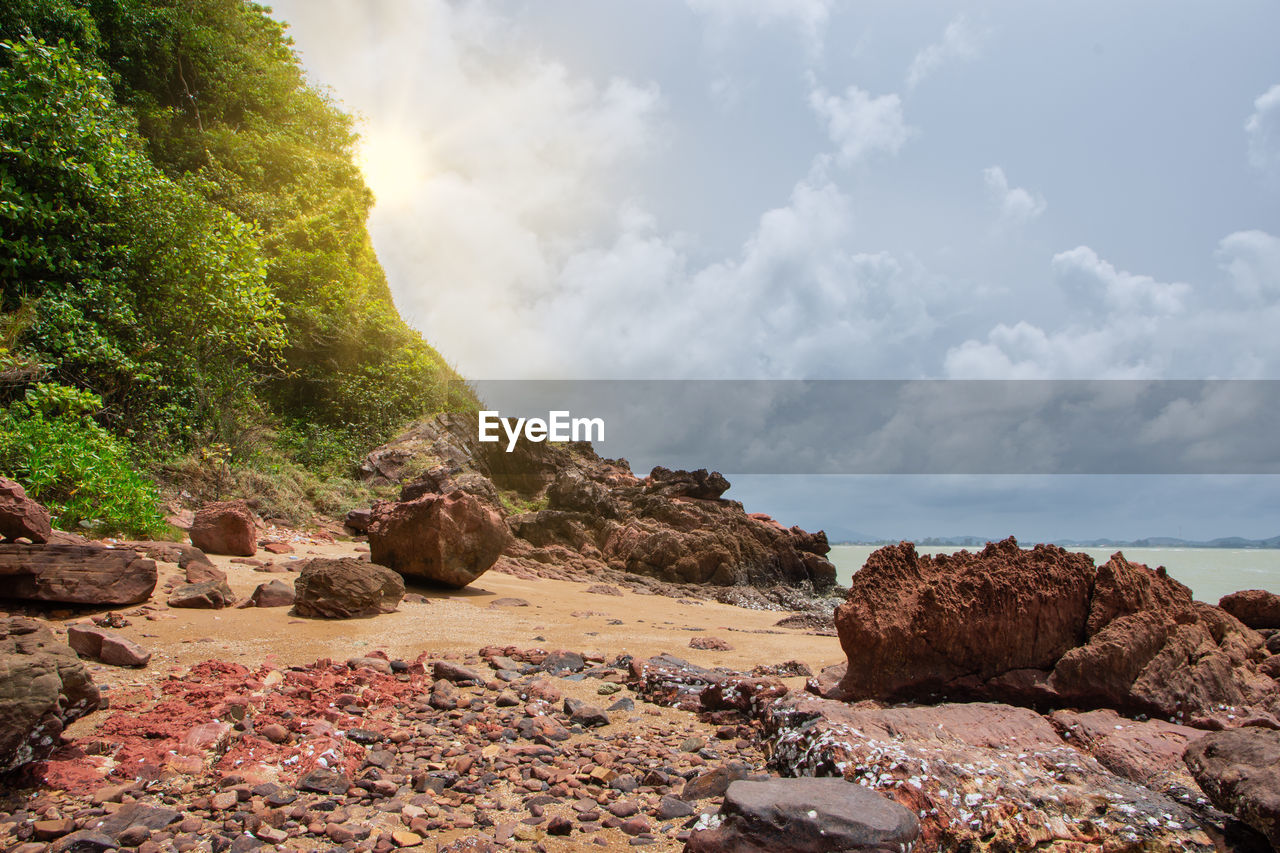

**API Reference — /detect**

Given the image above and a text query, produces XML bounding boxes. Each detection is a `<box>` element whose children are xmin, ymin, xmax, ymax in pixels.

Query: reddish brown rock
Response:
<box><xmin>1048</xmin><ymin>708</ymin><xmax>1202</xmax><ymax>790</ymax></box>
<box><xmin>1220</xmin><ymin>589</ymin><xmax>1280</xmax><ymax>630</ymax></box>
<box><xmin>368</xmin><ymin>491</ymin><xmax>511</xmax><ymax>588</ymax></box>
<box><xmin>834</xmin><ymin>538</ymin><xmax>1094</xmax><ymax>702</ymax></box>
<box><xmin>188</xmin><ymin>500</ymin><xmax>257</xmax><ymax>557</ymax></box>
<box><xmin>167</xmin><ymin>579</ymin><xmax>235</xmax><ymax>609</ymax></box>
<box><xmin>293</xmin><ymin>557</ymin><xmax>403</xmax><ymax>618</ymax></box>
<box><xmin>0</xmin><ymin>477</ymin><xmax>51</xmax><ymax>543</ymax></box>
<box><xmin>0</xmin><ymin>616</ymin><xmax>99</xmax><ymax>772</ymax></box>
<box><xmin>248</xmin><ymin>579</ymin><xmax>295</xmax><ymax>608</ymax></box>
<box><xmin>0</xmin><ymin>543</ymin><xmax>157</xmax><ymax>605</ymax></box>
<box><xmin>1184</xmin><ymin>727</ymin><xmax>1280</xmax><ymax>849</ymax></box>
<box><xmin>67</xmin><ymin>624</ymin><xmax>151</xmax><ymax>667</ymax></box>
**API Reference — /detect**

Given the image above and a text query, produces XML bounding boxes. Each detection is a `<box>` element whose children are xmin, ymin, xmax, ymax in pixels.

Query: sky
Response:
<box><xmin>269</xmin><ymin>0</ymin><xmax>1280</xmax><ymax>541</ymax></box>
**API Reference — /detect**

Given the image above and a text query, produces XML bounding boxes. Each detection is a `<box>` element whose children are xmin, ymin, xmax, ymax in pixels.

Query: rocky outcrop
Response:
<box><xmin>833</xmin><ymin>539</ymin><xmax>1279</xmax><ymax>725</ymax></box>
<box><xmin>293</xmin><ymin>558</ymin><xmax>404</xmax><ymax>618</ymax></box>
<box><xmin>685</xmin><ymin>777</ymin><xmax>920</xmax><ymax>853</ymax></box>
<box><xmin>765</xmin><ymin>694</ymin><xmax>1216</xmax><ymax>853</ymax></box>
<box><xmin>368</xmin><ymin>491</ymin><xmax>511</xmax><ymax>588</ymax></box>
<box><xmin>188</xmin><ymin>500</ymin><xmax>257</xmax><ymax>557</ymax></box>
<box><xmin>0</xmin><ymin>477</ymin><xmax>51</xmax><ymax>543</ymax></box>
<box><xmin>121</xmin><ymin>541</ymin><xmax>218</xmax><ymax>580</ymax></box>
<box><xmin>1047</xmin><ymin>708</ymin><xmax>1203</xmax><ymax>791</ymax></box>
<box><xmin>0</xmin><ymin>617</ymin><xmax>99</xmax><ymax>773</ymax></box>
<box><xmin>0</xmin><ymin>544</ymin><xmax>157</xmax><ymax>605</ymax></box>
<box><xmin>1221</xmin><ymin>589</ymin><xmax>1280</xmax><ymax>630</ymax></box>
<box><xmin>357</xmin><ymin>413</ymin><xmax>837</xmax><ymax>595</ymax></box>
<box><xmin>1184</xmin><ymin>728</ymin><xmax>1280</xmax><ymax>850</ymax></box>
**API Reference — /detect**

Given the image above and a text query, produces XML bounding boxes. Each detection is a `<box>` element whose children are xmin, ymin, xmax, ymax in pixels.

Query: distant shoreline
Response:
<box><xmin>833</xmin><ymin>537</ymin><xmax>1280</xmax><ymax>549</ymax></box>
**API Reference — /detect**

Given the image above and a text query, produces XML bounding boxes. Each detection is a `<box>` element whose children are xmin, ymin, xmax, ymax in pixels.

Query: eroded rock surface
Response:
<box><xmin>188</xmin><ymin>500</ymin><xmax>257</xmax><ymax>557</ymax></box>
<box><xmin>0</xmin><ymin>477</ymin><xmax>51</xmax><ymax>544</ymax></box>
<box><xmin>368</xmin><ymin>491</ymin><xmax>510</xmax><ymax>589</ymax></box>
<box><xmin>293</xmin><ymin>558</ymin><xmax>403</xmax><ymax>618</ymax></box>
<box><xmin>1184</xmin><ymin>728</ymin><xmax>1280</xmax><ymax>850</ymax></box>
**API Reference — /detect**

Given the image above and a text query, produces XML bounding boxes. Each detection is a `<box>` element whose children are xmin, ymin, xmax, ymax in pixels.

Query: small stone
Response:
<box><xmin>210</xmin><ymin>791</ymin><xmax>238</xmax><ymax>810</ymax></box>
<box><xmin>391</xmin><ymin>829</ymin><xmax>422</xmax><ymax>847</ymax></box>
<box><xmin>620</xmin><ymin>816</ymin><xmax>651</xmax><ymax>836</ymax></box>
<box><xmin>258</xmin><ymin>722</ymin><xmax>290</xmax><ymax>744</ymax></box>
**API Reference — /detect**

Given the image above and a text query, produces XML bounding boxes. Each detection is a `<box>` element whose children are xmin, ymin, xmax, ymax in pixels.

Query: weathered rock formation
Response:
<box><xmin>356</xmin><ymin>413</ymin><xmax>837</xmax><ymax>594</ymax></box>
<box><xmin>66</xmin><ymin>624</ymin><xmax>151</xmax><ymax>667</ymax></box>
<box><xmin>1184</xmin><ymin>728</ymin><xmax>1280</xmax><ymax>850</ymax></box>
<box><xmin>368</xmin><ymin>491</ymin><xmax>511</xmax><ymax>588</ymax></box>
<box><xmin>684</xmin><ymin>777</ymin><xmax>920</xmax><ymax>852</ymax></box>
<box><xmin>293</xmin><ymin>558</ymin><xmax>403</xmax><ymax>619</ymax></box>
<box><xmin>0</xmin><ymin>477</ymin><xmax>51</xmax><ymax>543</ymax></box>
<box><xmin>0</xmin><ymin>617</ymin><xmax>99</xmax><ymax>773</ymax></box>
<box><xmin>167</xmin><ymin>579</ymin><xmax>236</xmax><ymax>609</ymax></box>
<box><xmin>1221</xmin><ymin>589</ymin><xmax>1280</xmax><ymax>630</ymax></box>
<box><xmin>0</xmin><ymin>544</ymin><xmax>157</xmax><ymax>605</ymax></box>
<box><xmin>188</xmin><ymin>500</ymin><xmax>257</xmax><ymax>557</ymax></box>
<box><xmin>833</xmin><ymin>539</ymin><xmax>1279</xmax><ymax>726</ymax></box>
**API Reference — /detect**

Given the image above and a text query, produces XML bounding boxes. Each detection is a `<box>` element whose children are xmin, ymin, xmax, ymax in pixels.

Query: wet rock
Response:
<box><xmin>0</xmin><ymin>477</ymin><xmax>51</xmax><ymax>543</ymax></box>
<box><xmin>167</xmin><ymin>579</ymin><xmax>236</xmax><ymax>609</ymax></box>
<box><xmin>293</xmin><ymin>557</ymin><xmax>403</xmax><ymax>618</ymax></box>
<box><xmin>0</xmin><ymin>543</ymin><xmax>157</xmax><ymax>605</ymax></box>
<box><xmin>67</xmin><ymin>624</ymin><xmax>151</xmax><ymax>667</ymax></box>
<box><xmin>368</xmin><ymin>490</ymin><xmax>511</xmax><ymax>588</ymax></box>
<box><xmin>189</xmin><ymin>500</ymin><xmax>258</xmax><ymax>557</ymax></box>
<box><xmin>0</xmin><ymin>616</ymin><xmax>99</xmax><ymax>772</ymax></box>
<box><xmin>1220</xmin><ymin>589</ymin><xmax>1280</xmax><ymax>630</ymax></box>
<box><xmin>1184</xmin><ymin>727</ymin><xmax>1280</xmax><ymax>849</ymax></box>
<box><xmin>685</xmin><ymin>777</ymin><xmax>920</xmax><ymax>853</ymax></box>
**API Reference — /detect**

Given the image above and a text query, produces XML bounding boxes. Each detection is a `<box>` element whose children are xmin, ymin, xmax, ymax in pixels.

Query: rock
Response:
<box><xmin>657</xmin><ymin>794</ymin><xmax>695</xmax><ymax>820</ymax></box>
<box><xmin>0</xmin><ymin>543</ymin><xmax>157</xmax><ymax>605</ymax></box>
<box><xmin>1184</xmin><ymin>728</ymin><xmax>1280</xmax><ymax>849</ymax></box>
<box><xmin>263</xmin><ymin>541</ymin><xmax>293</xmax><ymax>554</ymax></box>
<box><xmin>681</xmin><ymin>762</ymin><xmax>750</xmax><ymax>801</ymax></box>
<box><xmin>689</xmin><ymin>636</ymin><xmax>732</xmax><ymax>651</ymax></box>
<box><xmin>629</xmin><ymin>653</ymin><xmax>728</xmax><ymax>711</ymax></box>
<box><xmin>86</xmin><ymin>803</ymin><xmax>181</xmax><ymax>840</ymax></box>
<box><xmin>167</xmin><ymin>579</ymin><xmax>236</xmax><ymax>609</ymax></box>
<box><xmin>765</xmin><ymin>695</ymin><xmax>1215</xmax><ymax>852</ymax></box>
<box><xmin>546</xmin><ymin>815</ymin><xmax>573</xmax><ymax>835</ymax></box>
<box><xmin>189</xmin><ymin>499</ymin><xmax>257</xmax><ymax>556</ymax></box>
<box><xmin>643</xmin><ymin>467</ymin><xmax>730</xmax><ymax>500</ymax></box>
<box><xmin>564</xmin><ymin>697</ymin><xmax>609</xmax><ymax>727</ymax></box>
<box><xmin>433</xmin><ymin>660</ymin><xmax>483</xmax><ymax>684</ymax></box>
<box><xmin>120</xmin><ymin>540</ymin><xmax>218</xmax><ymax>577</ymax></box>
<box><xmin>1220</xmin><ymin>589</ymin><xmax>1280</xmax><ymax>630</ymax></box>
<box><xmin>249</xmin><ymin>579</ymin><xmax>295</xmax><ymax>608</ymax></box>
<box><xmin>542</xmin><ymin>649</ymin><xmax>585</xmax><ymax>674</ymax></box>
<box><xmin>344</xmin><ymin>507</ymin><xmax>373</xmax><ymax>533</ymax></box>
<box><xmin>0</xmin><ymin>616</ymin><xmax>99</xmax><ymax>772</ymax></box>
<box><xmin>0</xmin><ymin>477</ymin><xmax>51</xmax><ymax>543</ymax></box>
<box><xmin>1048</xmin><ymin>708</ymin><xmax>1202</xmax><ymax>790</ymax></box>
<box><xmin>685</xmin><ymin>777</ymin><xmax>920</xmax><ymax>853</ymax></box>
<box><xmin>834</xmin><ymin>539</ymin><xmax>1280</xmax><ymax>724</ymax></box>
<box><xmin>67</xmin><ymin>624</ymin><xmax>151</xmax><ymax>667</ymax></box>
<box><xmin>49</xmin><ymin>831</ymin><xmax>117</xmax><ymax>852</ymax></box>
<box><xmin>293</xmin><ymin>557</ymin><xmax>403</xmax><ymax>618</ymax></box>
<box><xmin>298</xmin><ymin>767</ymin><xmax>351</xmax><ymax>794</ymax></box>
<box><xmin>369</xmin><ymin>490</ymin><xmax>511</xmax><ymax>588</ymax></box>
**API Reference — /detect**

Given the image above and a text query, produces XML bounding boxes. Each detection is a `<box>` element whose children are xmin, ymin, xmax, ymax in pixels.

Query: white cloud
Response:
<box><xmin>1246</xmin><ymin>83</ymin><xmax>1280</xmax><ymax>172</ymax></box>
<box><xmin>1051</xmin><ymin>246</ymin><xmax>1188</xmax><ymax>317</ymax></box>
<box><xmin>809</xmin><ymin>86</ymin><xmax>912</xmax><ymax>167</ymax></box>
<box><xmin>1217</xmin><ymin>230</ymin><xmax>1280</xmax><ymax>302</ymax></box>
<box><xmin>983</xmin><ymin>166</ymin><xmax>1046</xmax><ymax>228</ymax></box>
<box><xmin>906</xmin><ymin>15</ymin><xmax>984</xmax><ymax>90</ymax></box>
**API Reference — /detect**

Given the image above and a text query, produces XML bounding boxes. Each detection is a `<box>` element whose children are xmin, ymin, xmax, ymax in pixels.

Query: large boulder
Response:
<box><xmin>0</xmin><ymin>477</ymin><xmax>51</xmax><ymax>543</ymax></box>
<box><xmin>0</xmin><ymin>544</ymin><xmax>157</xmax><ymax>605</ymax></box>
<box><xmin>368</xmin><ymin>491</ymin><xmax>511</xmax><ymax>588</ymax></box>
<box><xmin>188</xmin><ymin>500</ymin><xmax>257</xmax><ymax>557</ymax></box>
<box><xmin>1220</xmin><ymin>589</ymin><xmax>1280</xmax><ymax>630</ymax></box>
<box><xmin>833</xmin><ymin>539</ymin><xmax>1279</xmax><ymax>725</ymax></box>
<box><xmin>293</xmin><ymin>557</ymin><xmax>404</xmax><ymax>618</ymax></box>
<box><xmin>685</xmin><ymin>777</ymin><xmax>919</xmax><ymax>853</ymax></box>
<box><xmin>167</xmin><ymin>579</ymin><xmax>235</xmax><ymax>609</ymax></box>
<box><xmin>1184</xmin><ymin>728</ymin><xmax>1280</xmax><ymax>850</ymax></box>
<box><xmin>0</xmin><ymin>616</ymin><xmax>100</xmax><ymax>773</ymax></box>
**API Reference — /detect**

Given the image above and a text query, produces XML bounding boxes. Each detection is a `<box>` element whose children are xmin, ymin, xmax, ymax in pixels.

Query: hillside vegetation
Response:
<box><xmin>0</xmin><ymin>0</ymin><xmax>473</xmax><ymax>535</ymax></box>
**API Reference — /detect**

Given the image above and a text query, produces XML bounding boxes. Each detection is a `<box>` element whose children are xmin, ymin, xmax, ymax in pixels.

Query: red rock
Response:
<box><xmin>263</xmin><ymin>542</ymin><xmax>294</xmax><ymax>554</ymax></box>
<box><xmin>293</xmin><ymin>558</ymin><xmax>403</xmax><ymax>619</ymax></box>
<box><xmin>67</xmin><ymin>624</ymin><xmax>152</xmax><ymax>667</ymax></box>
<box><xmin>167</xmin><ymin>579</ymin><xmax>236</xmax><ymax>609</ymax></box>
<box><xmin>1048</xmin><ymin>708</ymin><xmax>1202</xmax><ymax>790</ymax></box>
<box><xmin>1184</xmin><ymin>727</ymin><xmax>1280</xmax><ymax>850</ymax></box>
<box><xmin>689</xmin><ymin>636</ymin><xmax>732</xmax><ymax>651</ymax></box>
<box><xmin>189</xmin><ymin>500</ymin><xmax>257</xmax><ymax>557</ymax></box>
<box><xmin>0</xmin><ymin>477</ymin><xmax>51</xmax><ymax>543</ymax></box>
<box><xmin>248</xmin><ymin>579</ymin><xmax>295</xmax><ymax>608</ymax></box>
<box><xmin>0</xmin><ymin>543</ymin><xmax>157</xmax><ymax>605</ymax></box>
<box><xmin>368</xmin><ymin>491</ymin><xmax>511</xmax><ymax>588</ymax></box>
<box><xmin>1219</xmin><ymin>589</ymin><xmax>1280</xmax><ymax>629</ymax></box>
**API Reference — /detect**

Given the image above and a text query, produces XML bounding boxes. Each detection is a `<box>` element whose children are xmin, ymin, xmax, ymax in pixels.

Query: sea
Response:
<box><xmin>828</xmin><ymin>544</ymin><xmax>1280</xmax><ymax>605</ymax></box>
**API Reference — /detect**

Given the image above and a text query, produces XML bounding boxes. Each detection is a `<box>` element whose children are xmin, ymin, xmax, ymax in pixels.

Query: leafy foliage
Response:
<box><xmin>0</xmin><ymin>0</ymin><xmax>474</xmax><ymax>526</ymax></box>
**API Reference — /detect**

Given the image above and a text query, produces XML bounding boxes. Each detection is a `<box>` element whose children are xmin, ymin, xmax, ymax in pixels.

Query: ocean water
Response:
<box><xmin>828</xmin><ymin>544</ymin><xmax>1280</xmax><ymax>605</ymax></box>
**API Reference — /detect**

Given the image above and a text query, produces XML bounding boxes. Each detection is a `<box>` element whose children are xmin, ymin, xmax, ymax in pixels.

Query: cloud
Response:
<box><xmin>1246</xmin><ymin>83</ymin><xmax>1280</xmax><ymax>172</ymax></box>
<box><xmin>906</xmin><ymin>15</ymin><xmax>984</xmax><ymax>90</ymax></box>
<box><xmin>1051</xmin><ymin>246</ymin><xmax>1188</xmax><ymax>317</ymax></box>
<box><xmin>809</xmin><ymin>86</ymin><xmax>912</xmax><ymax>167</ymax></box>
<box><xmin>1217</xmin><ymin>230</ymin><xmax>1280</xmax><ymax>302</ymax></box>
<box><xmin>686</xmin><ymin>0</ymin><xmax>833</xmax><ymax>53</ymax></box>
<box><xmin>983</xmin><ymin>166</ymin><xmax>1046</xmax><ymax>228</ymax></box>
